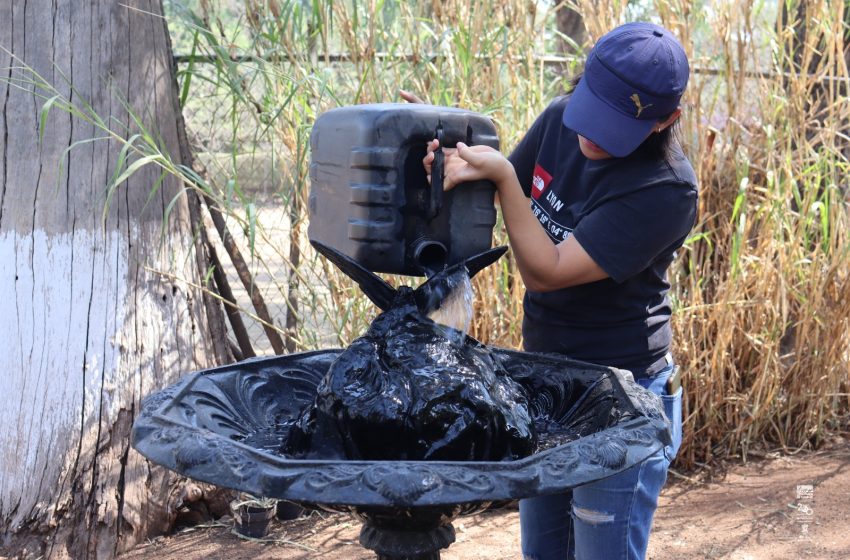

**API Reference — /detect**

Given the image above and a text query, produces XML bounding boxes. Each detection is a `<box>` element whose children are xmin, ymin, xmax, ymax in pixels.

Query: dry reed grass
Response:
<box><xmin>666</xmin><ymin>1</ymin><xmax>850</xmax><ymax>466</ymax></box>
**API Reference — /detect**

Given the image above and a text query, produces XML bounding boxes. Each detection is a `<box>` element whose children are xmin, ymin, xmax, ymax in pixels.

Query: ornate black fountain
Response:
<box><xmin>132</xmin><ymin>243</ymin><xmax>670</xmax><ymax>560</ymax></box>
<box><xmin>132</xmin><ymin>104</ymin><xmax>671</xmax><ymax>559</ymax></box>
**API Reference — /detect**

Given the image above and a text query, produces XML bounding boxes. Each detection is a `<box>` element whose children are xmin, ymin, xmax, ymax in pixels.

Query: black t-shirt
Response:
<box><xmin>507</xmin><ymin>96</ymin><xmax>698</xmax><ymax>378</ymax></box>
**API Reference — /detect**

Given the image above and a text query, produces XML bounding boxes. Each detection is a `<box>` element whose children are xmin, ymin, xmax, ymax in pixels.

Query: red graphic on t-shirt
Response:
<box><xmin>531</xmin><ymin>163</ymin><xmax>552</xmax><ymax>200</ymax></box>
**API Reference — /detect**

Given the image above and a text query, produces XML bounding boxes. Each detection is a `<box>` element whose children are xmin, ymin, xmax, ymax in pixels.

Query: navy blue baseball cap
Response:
<box><xmin>562</xmin><ymin>22</ymin><xmax>689</xmax><ymax>157</ymax></box>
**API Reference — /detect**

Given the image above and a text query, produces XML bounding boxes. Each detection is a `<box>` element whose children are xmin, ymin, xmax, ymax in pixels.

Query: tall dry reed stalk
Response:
<box><xmin>166</xmin><ymin>0</ymin><xmax>849</xmax><ymax>468</ymax></box>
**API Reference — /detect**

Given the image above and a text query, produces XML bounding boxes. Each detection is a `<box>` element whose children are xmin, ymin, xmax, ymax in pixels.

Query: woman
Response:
<box><xmin>406</xmin><ymin>21</ymin><xmax>696</xmax><ymax>560</ymax></box>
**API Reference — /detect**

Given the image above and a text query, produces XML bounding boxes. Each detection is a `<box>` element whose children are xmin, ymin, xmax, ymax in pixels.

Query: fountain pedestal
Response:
<box><xmin>131</xmin><ymin>348</ymin><xmax>670</xmax><ymax>559</ymax></box>
<box><xmin>358</xmin><ymin>506</ymin><xmax>459</xmax><ymax>560</ymax></box>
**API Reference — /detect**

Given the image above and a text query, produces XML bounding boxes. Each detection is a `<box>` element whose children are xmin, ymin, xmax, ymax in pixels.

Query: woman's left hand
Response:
<box><xmin>424</xmin><ymin>141</ymin><xmax>513</xmax><ymax>191</ymax></box>
<box><xmin>399</xmin><ymin>89</ymin><xmax>426</xmax><ymax>104</ymax></box>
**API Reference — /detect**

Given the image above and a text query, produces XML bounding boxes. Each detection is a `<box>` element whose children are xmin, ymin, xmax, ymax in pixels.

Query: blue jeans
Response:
<box><xmin>519</xmin><ymin>364</ymin><xmax>683</xmax><ymax>560</ymax></box>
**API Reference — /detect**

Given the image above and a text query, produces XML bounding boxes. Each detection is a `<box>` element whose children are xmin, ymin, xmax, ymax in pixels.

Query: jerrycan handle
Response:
<box><xmin>427</xmin><ymin>125</ymin><xmax>445</xmax><ymax>220</ymax></box>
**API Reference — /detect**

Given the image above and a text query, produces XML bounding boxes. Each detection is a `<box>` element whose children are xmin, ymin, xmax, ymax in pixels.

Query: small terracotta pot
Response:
<box><xmin>231</xmin><ymin>500</ymin><xmax>275</xmax><ymax>538</ymax></box>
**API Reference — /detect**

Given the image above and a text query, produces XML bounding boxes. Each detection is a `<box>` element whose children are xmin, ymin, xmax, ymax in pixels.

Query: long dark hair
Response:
<box><xmin>566</xmin><ymin>74</ymin><xmax>681</xmax><ymax>161</ymax></box>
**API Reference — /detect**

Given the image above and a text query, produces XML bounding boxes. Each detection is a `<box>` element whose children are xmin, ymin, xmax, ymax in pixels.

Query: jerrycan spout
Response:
<box><xmin>411</xmin><ymin>238</ymin><xmax>448</xmax><ymax>277</ymax></box>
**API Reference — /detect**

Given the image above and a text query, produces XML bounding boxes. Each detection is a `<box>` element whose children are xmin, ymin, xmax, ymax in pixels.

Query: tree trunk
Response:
<box><xmin>0</xmin><ymin>1</ymin><xmax>229</xmax><ymax>557</ymax></box>
<box><xmin>554</xmin><ymin>3</ymin><xmax>587</xmax><ymax>80</ymax></box>
<box><xmin>778</xmin><ymin>1</ymin><xmax>850</xmax><ymax>154</ymax></box>
<box><xmin>555</xmin><ymin>4</ymin><xmax>587</xmax><ymax>56</ymax></box>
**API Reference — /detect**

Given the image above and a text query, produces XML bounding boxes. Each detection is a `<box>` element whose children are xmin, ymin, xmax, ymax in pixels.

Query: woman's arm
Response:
<box><xmin>426</xmin><ymin>141</ymin><xmax>608</xmax><ymax>291</ymax></box>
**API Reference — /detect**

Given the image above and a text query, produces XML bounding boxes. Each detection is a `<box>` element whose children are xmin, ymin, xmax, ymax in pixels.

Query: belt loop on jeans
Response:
<box><xmin>646</xmin><ymin>352</ymin><xmax>674</xmax><ymax>377</ymax></box>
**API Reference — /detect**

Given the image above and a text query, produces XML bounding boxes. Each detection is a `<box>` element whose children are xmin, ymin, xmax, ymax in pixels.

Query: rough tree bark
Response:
<box><xmin>0</xmin><ymin>0</ymin><xmax>229</xmax><ymax>557</ymax></box>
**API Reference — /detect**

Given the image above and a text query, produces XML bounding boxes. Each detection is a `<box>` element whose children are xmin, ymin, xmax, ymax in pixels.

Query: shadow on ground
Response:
<box><xmin>121</xmin><ymin>437</ymin><xmax>850</xmax><ymax>560</ymax></box>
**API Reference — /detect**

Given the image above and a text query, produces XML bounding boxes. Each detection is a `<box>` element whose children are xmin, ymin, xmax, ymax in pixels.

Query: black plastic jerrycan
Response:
<box><xmin>308</xmin><ymin>103</ymin><xmax>499</xmax><ymax>276</ymax></box>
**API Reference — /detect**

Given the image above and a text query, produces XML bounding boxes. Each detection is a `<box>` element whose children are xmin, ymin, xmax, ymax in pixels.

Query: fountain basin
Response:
<box><xmin>132</xmin><ymin>348</ymin><xmax>670</xmax><ymax>558</ymax></box>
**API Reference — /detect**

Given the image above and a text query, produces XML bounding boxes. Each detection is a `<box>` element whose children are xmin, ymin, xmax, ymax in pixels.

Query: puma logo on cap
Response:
<box><xmin>630</xmin><ymin>93</ymin><xmax>653</xmax><ymax>118</ymax></box>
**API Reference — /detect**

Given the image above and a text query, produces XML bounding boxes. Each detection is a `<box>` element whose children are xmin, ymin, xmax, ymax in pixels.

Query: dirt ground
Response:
<box><xmin>119</xmin><ymin>436</ymin><xmax>850</xmax><ymax>560</ymax></box>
